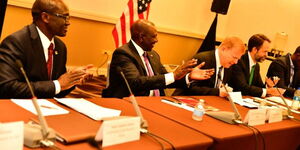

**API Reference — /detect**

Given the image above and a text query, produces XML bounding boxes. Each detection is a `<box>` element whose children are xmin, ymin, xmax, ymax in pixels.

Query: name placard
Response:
<box><xmin>267</xmin><ymin>108</ymin><xmax>283</xmax><ymax>123</ymax></box>
<box><xmin>95</xmin><ymin>116</ymin><xmax>140</xmax><ymax>147</ymax></box>
<box><xmin>244</xmin><ymin>109</ymin><xmax>266</xmax><ymax>126</ymax></box>
<box><xmin>0</xmin><ymin>121</ymin><xmax>24</xmax><ymax>150</ymax></box>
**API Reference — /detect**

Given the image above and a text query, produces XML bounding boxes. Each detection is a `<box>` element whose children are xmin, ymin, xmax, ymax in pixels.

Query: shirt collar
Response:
<box><xmin>36</xmin><ymin>26</ymin><xmax>55</xmax><ymax>50</ymax></box>
<box><xmin>248</xmin><ymin>51</ymin><xmax>256</xmax><ymax>68</ymax></box>
<box><xmin>131</xmin><ymin>39</ymin><xmax>145</xmax><ymax>57</ymax></box>
<box><xmin>288</xmin><ymin>53</ymin><xmax>294</xmax><ymax>69</ymax></box>
<box><xmin>215</xmin><ymin>48</ymin><xmax>222</xmax><ymax>69</ymax></box>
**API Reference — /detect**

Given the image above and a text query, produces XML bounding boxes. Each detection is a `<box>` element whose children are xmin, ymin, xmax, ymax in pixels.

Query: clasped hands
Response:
<box><xmin>173</xmin><ymin>59</ymin><xmax>214</xmax><ymax>80</ymax></box>
<box><xmin>58</xmin><ymin>64</ymin><xmax>94</xmax><ymax>90</ymax></box>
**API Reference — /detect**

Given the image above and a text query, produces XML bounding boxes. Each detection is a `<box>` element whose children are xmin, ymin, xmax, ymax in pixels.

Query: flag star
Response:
<box><xmin>145</xmin><ymin>3</ymin><xmax>148</xmax><ymax>7</ymax></box>
<box><xmin>139</xmin><ymin>5</ymin><xmax>142</xmax><ymax>10</ymax></box>
<box><xmin>142</xmin><ymin>0</ymin><xmax>145</xmax><ymax>4</ymax></box>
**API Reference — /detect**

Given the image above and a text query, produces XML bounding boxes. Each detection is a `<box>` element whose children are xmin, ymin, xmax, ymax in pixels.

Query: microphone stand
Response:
<box><xmin>205</xmin><ymin>81</ymin><xmax>243</xmax><ymax>124</ymax></box>
<box><xmin>119</xmin><ymin>71</ymin><xmax>148</xmax><ymax>131</ymax></box>
<box><xmin>16</xmin><ymin>60</ymin><xmax>56</xmax><ymax>148</ymax></box>
<box><xmin>271</xmin><ymin>80</ymin><xmax>300</xmax><ymax>122</ymax></box>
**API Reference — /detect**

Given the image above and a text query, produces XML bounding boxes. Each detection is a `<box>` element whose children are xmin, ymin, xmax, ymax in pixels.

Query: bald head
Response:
<box><xmin>219</xmin><ymin>36</ymin><xmax>246</xmax><ymax>68</ymax></box>
<box><xmin>32</xmin><ymin>0</ymin><xmax>68</xmax><ymax>22</ymax></box>
<box><xmin>130</xmin><ymin>19</ymin><xmax>158</xmax><ymax>51</ymax></box>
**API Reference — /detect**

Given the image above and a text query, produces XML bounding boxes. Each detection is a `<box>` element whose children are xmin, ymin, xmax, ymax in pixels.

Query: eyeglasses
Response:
<box><xmin>46</xmin><ymin>12</ymin><xmax>70</xmax><ymax>21</ymax></box>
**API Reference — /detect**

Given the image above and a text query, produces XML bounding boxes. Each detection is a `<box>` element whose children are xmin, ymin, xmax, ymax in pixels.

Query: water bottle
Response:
<box><xmin>192</xmin><ymin>101</ymin><xmax>205</xmax><ymax>121</ymax></box>
<box><xmin>291</xmin><ymin>88</ymin><xmax>300</xmax><ymax>110</ymax></box>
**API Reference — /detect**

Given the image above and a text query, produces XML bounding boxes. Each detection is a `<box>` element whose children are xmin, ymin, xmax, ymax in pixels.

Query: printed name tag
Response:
<box><xmin>95</xmin><ymin>116</ymin><xmax>140</xmax><ymax>147</ymax></box>
<box><xmin>267</xmin><ymin>108</ymin><xmax>283</xmax><ymax>123</ymax></box>
<box><xmin>0</xmin><ymin>121</ymin><xmax>24</xmax><ymax>150</ymax></box>
<box><xmin>244</xmin><ymin>109</ymin><xmax>266</xmax><ymax>126</ymax></box>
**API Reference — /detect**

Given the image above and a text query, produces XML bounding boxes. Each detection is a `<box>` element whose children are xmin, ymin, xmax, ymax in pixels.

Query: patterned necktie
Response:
<box><xmin>143</xmin><ymin>52</ymin><xmax>160</xmax><ymax>96</ymax></box>
<box><xmin>215</xmin><ymin>66</ymin><xmax>223</xmax><ymax>88</ymax></box>
<box><xmin>289</xmin><ymin>65</ymin><xmax>294</xmax><ymax>88</ymax></box>
<box><xmin>47</xmin><ymin>43</ymin><xmax>54</xmax><ymax>79</ymax></box>
<box><xmin>249</xmin><ymin>64</ymin><xmax>256</xmax><ymax>85</ymax></box>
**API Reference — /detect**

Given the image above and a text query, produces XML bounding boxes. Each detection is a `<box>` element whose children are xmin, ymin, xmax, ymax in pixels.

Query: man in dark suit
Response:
<box><xmin>267</xmin><ymin>46</ymin><xmax>300</xmax><ymax>98</ymax></box>
<box><xmin>102</xmin><ymin>19</ymin><xmax>214</xmax><ymax>98</ymax></box>
<box><xmin>230</xmin><ymin>34</ymin><xmax>284</xmax><ymax>97</ymax></box>
<box><xmin>173</xmin><ymin>36</ymin><xmax>246</xmax><ymax>97</ymax></box>
<box><xmin>0</xmin><ymin>0</ymin><xmax>91</xmax><ymax>98</ymax></box>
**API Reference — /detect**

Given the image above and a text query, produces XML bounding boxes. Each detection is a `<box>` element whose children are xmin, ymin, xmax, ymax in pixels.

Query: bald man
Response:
<box><xmin>173</xmin><ymin>36</ymin><xmax>246</xmax><ymax>97</ymax></box>
<box><xmin>0</xmin><ymin>0</ymin><xmax>91</xmax><ymax>98</ymax></box>
<box><xmin>102</xmin><ymin>19</ymin><xmax>214</xmax><ymax>98</ymax></box>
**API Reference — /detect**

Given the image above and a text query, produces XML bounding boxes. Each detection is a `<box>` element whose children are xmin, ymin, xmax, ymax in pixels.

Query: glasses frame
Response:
<box><xmin>45</xmin><ymin>12</ymin><xmax>70</xmax><ymax>21</ymax></box>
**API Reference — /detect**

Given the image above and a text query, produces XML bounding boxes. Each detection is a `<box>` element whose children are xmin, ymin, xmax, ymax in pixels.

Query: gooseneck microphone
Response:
<box><xmin>15</xmin><ymin>60</ymin><xmax>56</xmax><ymax>148</ymax></box>
<box><xmin>205</xmin><ymin>79</ymin><xmax>242</xmax><ymax>124</ymax></box>
<box><xmin>117</xmin><ymin>67</ymin><xmax>148</xmax><ymax>130</ymax></box>
<box><xmin>271</xmin><ymin>80</ymin><xmax>300</xmax><ymax>122</ymax></box>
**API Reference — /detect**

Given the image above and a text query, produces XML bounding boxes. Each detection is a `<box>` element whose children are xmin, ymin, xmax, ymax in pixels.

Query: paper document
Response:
<box><xmin>11</xmin><ymin>99</ymin><xmax>69</xmax><ymax>116</ymax></box>
<box><xmin>229</xmin><ymin>92</ymin><xmax>259</xmax><ymax>108</ymax></box>
<box><xmin>161</xmin><ymin>99</ymin><xmax>194</xmax><ymax>112</ymax></box>
<box><xmin>266</xmin><ymin>96</ymin><xmax>293</xmax><ymax>106</ymax></box>
<box><xmin>55</xmin><ymin>98</ymin><xmax>121</xmax><ymax>120</ymax></box>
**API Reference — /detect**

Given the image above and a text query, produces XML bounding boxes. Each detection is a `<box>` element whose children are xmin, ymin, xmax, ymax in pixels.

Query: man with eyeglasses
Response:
<box><xmin>0</xmin><ymin>0</ymin><xmax>92</xmax><ymax>98</ymax></box>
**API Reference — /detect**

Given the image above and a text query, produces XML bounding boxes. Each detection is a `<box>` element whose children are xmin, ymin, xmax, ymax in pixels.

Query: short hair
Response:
<box><xmin>130</xmin><ymin>19</ymin><xmax>155</xmax><ymax>40</ymax></box>
<box><xmin>31</xmin><ymin>0</ymin><xmax>61</xmax><ymax>22</ymax></box>
<box><xmin>248</xmin><ymin>34</ymin><xmax>271</xmax><ymax>52</ymax></box>
<box><xmin>294</xmin><ymin>46</ymin><xmax>300</xmax><ymax>55</ymax></box>
<box><xmin>219</xmin><ymin>36</ymin><xmax>245</xmax><ymax>51</ymax></box>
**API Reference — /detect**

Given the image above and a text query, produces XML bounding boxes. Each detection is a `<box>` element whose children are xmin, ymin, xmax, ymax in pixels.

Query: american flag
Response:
<box><xmin>112</xmin><ymin>0</ymin><xmax>152</xmax><ymax>48</ymax></box>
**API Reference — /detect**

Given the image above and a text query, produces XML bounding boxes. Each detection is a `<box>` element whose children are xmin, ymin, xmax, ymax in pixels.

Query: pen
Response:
<box><xmin>40</xmin><ymin>105</ymin><xmax>58</xmax><ymax>110</ymax></box>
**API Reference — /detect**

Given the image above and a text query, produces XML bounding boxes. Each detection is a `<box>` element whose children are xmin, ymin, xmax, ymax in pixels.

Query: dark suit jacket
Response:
<box><xmin>102</xmin><ymin>41</ymin><xmax>186</xmax><ymax>98</ymax></box>
<box><xmin>267</xmin><ymin>54</ymin><xmax>299</xmax><ymax>98</ymax></box>
<box><xmin>173</xmin><ymin>50</ymin><xmax>232</xmax><ymax>96</ymax></box>
<box><xmin>230</xmin><ymin>52</ymin><xmax>265</xmax><ymax>97</ymax></box>
<box><xmin>0</xmin><ymin>23</ymin><xmax>70</xmax><ymax>98</ymax></box>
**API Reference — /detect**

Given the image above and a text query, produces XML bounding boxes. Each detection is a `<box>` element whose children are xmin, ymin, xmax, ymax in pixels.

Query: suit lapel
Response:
<box><xmin>128</xmin><ymin>41</ymin><xmax>147</xmax><ymax>75</ymax></box>
<box><xmin>147</xmin><ymin>51</ymin><xmax>160</xmax><ymax>75</ymax></box>
<box><xmin>29</xmin><ymin>24</ymin><xmax>48</xmax><ymax>80</ymax></box>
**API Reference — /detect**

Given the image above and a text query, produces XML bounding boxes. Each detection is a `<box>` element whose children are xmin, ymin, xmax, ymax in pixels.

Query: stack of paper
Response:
<box><xmin>55</xmin><ymin>98</ymin><xmax>121</xmax><ymax>120</ymax></box>
<box><xmin>11</xmin><ymin>99</ymin><xmax>69</xmax><ymax>116</ymax></box>
<box><xmin>265</xmin><ymin>96</ymin><xmax>293</xmax><ymax>107</ymax></box>
<box><xmin>229</xmin><ymin>92</ymin><xmax>259</xmax><ymax>108</ymax></box>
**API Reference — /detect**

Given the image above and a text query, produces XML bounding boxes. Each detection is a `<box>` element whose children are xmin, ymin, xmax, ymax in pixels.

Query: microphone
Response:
<box><xmin>15</xmin><ymin>60</ymin><xmax>56</xmax><ymax>148</ymax></box>
<box><xmin>117</xmin><ymin>67</ymin><xmax>148</xmax><ymax>131</ymax></box>
<box><xmin>271</xmin><ymin>79</ymin><xmax>299</xmax><ymax>121</ymax></box>
<box><xmin>205</xmin><ymin>79</ymin><xmax>243</xmax><ymax>124</ymax></box>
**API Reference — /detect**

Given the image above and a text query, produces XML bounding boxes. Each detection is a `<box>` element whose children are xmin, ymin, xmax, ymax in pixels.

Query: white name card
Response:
<box><xmin>267</xmin><ymin>108</ymin><xmax>283</xmax><ymax>123</ymax></box>
<box><xmin>0</xmin><ymin>121</ymin><xmax>24</xmax><ymax>150</ymax></box>
<box><xmin>95</xmin><ymin>116</ymin><xmax>140</xmax><ymax>147</ymax></box>
<box><xmin>244</xmin><ymin>109</ymin><xmax>266</xmax><ymax>126</ymax></box>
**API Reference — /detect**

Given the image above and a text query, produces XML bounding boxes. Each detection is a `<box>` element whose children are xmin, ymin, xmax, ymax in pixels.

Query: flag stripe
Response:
<box><xmin>112</xmin><ymin>0</ymin><xmax>151</xmax><ymax>48</ymax></box>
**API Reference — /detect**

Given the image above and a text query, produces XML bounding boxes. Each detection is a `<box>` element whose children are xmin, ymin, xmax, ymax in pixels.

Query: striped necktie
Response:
<box><xmin>47</xmin><ymin>43</ymin><xmax>54</xmax><ymax>79</ymax></box>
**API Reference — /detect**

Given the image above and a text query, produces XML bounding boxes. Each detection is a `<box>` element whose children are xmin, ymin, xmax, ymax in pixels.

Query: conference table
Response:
<box><xmin>123</xmin><ymin>96</ymin><xmax>300</xmax><ymax>150</ymax></box>
<box><xmin>0</xmin><ymin>98</ymin><xmax>213</xmax><ymax>150</ymax></box>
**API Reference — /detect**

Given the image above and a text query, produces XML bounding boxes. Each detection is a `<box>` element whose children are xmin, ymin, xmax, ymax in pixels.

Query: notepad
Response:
<box><xmin>11</xmin><ymin>99</ymin><xmax>69</xmax><ymax>116</ymax></box>
<box><xmin>55</xmin><ymin>98</ymin><xmax>121</xmax><ymax>121</ymax></box>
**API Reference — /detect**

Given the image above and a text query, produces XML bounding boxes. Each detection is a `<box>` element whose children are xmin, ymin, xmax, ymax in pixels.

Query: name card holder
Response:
<box><xmin>95</xmin><ymin>116</ymin><xmax>140</xmax><ymax>147</ymax></box>
<box><xmin>243</xmin><ymin>109</ymin><xmax>266</xmax><ymax>126</ymax></box>
<box><xmin>267</xmin><ymin>108</ymin><xmax>283</xmax><ymax>123</ymax></box>
<box><xmin>0</xmin><ymin>121</ymin><xmax>24</xmax><ymax>150</ymax></box>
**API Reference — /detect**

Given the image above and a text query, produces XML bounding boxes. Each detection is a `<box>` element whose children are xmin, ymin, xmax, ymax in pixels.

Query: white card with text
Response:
<box><xmin>95</xmin><ymin>116</ymin><xmax>140</xmax><ymax>147</ymax></box>
<box><xmin>267</xmin><ymin>108</ymin><xmax>283</xmax><ymax>123</ymax></box>
<box><xmin>0</xmin><ymin>121</ymin><xmax>24</xmax><ymax>150</ymax></box>
<box><xmin>244</xmin><ymin>109</ymin><xmax>266</xmax><ymax>126</ymax></box>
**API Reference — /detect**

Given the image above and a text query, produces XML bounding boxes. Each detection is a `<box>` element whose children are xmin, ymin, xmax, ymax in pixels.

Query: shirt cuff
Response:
<box><xmin>165</xmin><ymin>72</ymin><xmax>175</xmax><ymax>85</ymax></box>
<box><xmin>53</xmin><ymin>80</ymin><xmax>61</xmax><ymax>95</ymax></box>
<box><xmin>261</xmin><ymin>88</ymin><xmax>267</xmax><ymax>97</ymax></box>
